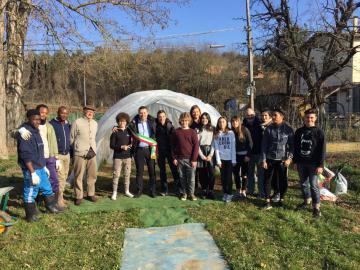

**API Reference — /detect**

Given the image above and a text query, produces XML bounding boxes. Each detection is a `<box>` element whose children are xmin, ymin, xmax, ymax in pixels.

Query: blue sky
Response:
<box><xmin>27</xmin><ymin>0</ymin><xmax>358</xmax><ymax>53</ymax></box>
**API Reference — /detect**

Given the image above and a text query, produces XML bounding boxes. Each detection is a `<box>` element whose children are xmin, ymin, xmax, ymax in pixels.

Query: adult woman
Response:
<box><xmin>155</xmin><ymin>110</ymin><xmax>180</xmax><ymax>196</ymax></box>
<box><xmin>231</xmin><ymin>116</ymin><xmax>253</xmax><ymax>197</ymax></box>
<box><xmin>190</xmin><ymin>105</ymin><xmax>202</xmax><ymax>131</ymax></box>
<box><xmin>197</xmin><ymin>113</ymin><xmax>215</xmax><ymax>199</ymax></box>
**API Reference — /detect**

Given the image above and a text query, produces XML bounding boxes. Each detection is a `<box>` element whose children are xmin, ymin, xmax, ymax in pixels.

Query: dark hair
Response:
<box><xmin>36</xmin><ymin>104</ymin><xmax>48</xmax><ymax>110</ymax></box>
<box><xmin>199</xmin><ymin>112</ymin><xmax>213</xmax><ymax>132</ymax></box>
<box><xmin>57</xmin><ymin>106</ymin><xmax>67</xmax><ymax>113</ymax></box>
<box><xmin>157</xmin><ymin>110</ymin><xmax>166</xmax><ymax>117</ymax></box>
<box><xmin>261</xmin><ymin>107</ymin><xmax>272</xmax><ymax>115</ymax></box>
<box><xmin>190</xmin><ymin>105</ymin><xmax>201</xmax><ymax>120</ymax></box>
<box><xmin>215</xmin><ymin>116</ymin><xmax>230</xmax><ymax>137</ymax></box>
<box><xmin>26</xmin><ymin>109</ymin><xmax>40</xmax><ymax>118</ymax></box>
<box><xmin>116</xmin><ymin>112</ymin><xmax>130</xmax><ymax>124</ymax></box>
<box><xmin>304</xmin><ymin>108</ymin><xmax>318</xmax><ymax>116</ymax></box>
<box><xmin>138</xmin><ymin>106</ymin><xmax>148</xmax><ymax>112</ymax></box>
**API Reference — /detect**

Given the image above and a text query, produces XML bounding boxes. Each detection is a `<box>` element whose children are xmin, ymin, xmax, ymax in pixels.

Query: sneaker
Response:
<box><xmin>189</xmin><ymin>194</ymin><xmax>197</xmax><ymax>201</ymax></box>
<box><xmin>242</xmin><ymin>191</ymin><xmax>247</xmax><ymax>198</ymax></box>
<box><xmin>180</xmin><ymin>194</ymin><xmax>187</xmax><ymax>201</ymax></box>
<box><xmin>313</xmin><ymin>208</ymin><xmax>322</xmax><ymax>218</ymax></box>
<box><xmin>296</xmin><ymin>202</ymin><xmax>310</xmax><ymax>211</ymax></box>
<box><xmin>222</xmin><ymin>194</ymin><xmax>228</xmax><ymax>202</ymax></box>
<box><xmin>111</xmin><ymin>191</ymin><xmax>117</xmax><ymax>201</ymax></box>
<box><xmin>125</xmin><ymin>191</ymin><xmax>134</xmax><ymax>198</ymax></box>
<box><xmin>225</xmin><ymin>194</ymin><xmax>233</xmax><ymax>203</ymax></box>
<box><xmin>271</xmin><ymin>193</ymin><xmax>280</xmax><ymax>203</ymax></box>
<box><xmin>263</xmin><ymin>202</ymin><xmax>272</xmax><ymax>210</ymax></box>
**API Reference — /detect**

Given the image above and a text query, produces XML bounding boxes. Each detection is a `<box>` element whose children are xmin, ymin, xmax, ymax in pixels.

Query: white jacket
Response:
<box><xmin>214</xmin><ymin>130</ymin><xmax>236</xmax><ymax>165</ymax></box>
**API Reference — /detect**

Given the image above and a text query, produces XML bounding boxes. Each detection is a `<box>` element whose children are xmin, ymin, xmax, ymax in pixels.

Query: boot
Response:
<box><xmin>44</xmin><ymin>195</ymin><xmax>64</xmax><ymax>214</ymax></box>
<box><xmin>24</xmin><ymin>203</ymin><xmax>40</xmax><ymax>222</ymax></box>
<box><xmin>55</xmin><ymin>191</ymin><xmax>68</xmax><ymax>209</ymax></box>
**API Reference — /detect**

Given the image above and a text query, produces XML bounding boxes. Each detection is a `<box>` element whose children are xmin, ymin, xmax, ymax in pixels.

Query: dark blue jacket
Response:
<box><xmin>261</xmin><ymin>122</ymin><xmax>294</xmax><ymax>162</ymax></box>
<box><xmin>49</xmin><ymin>118</ymin><xmax>71</xmax><ymax>155</ymax></box>
<box><xmin>243</xmin><ymin>116</ymin><xmax>263</xmax><ymax>155</ymax></box>
<box><xmin>17</xmin><ymin>123</ymin><xmax>45</xmax><ymax>170</ymax></box>
<box><xmin>129</xmin><ymin>115</ymin><xmax>156</xmax><ymax>149</ymax></box>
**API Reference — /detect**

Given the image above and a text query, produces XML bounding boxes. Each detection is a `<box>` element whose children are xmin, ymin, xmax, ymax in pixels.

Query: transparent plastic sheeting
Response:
<box><xmin>96</xmin><ymin>90</ymin><xmax>221</xmax><ymax>166</ymax></box>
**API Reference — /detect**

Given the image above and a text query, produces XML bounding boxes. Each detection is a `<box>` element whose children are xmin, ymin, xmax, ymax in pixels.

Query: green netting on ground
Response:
<box><xmin>139</xmin><ymin>207</ymin><xmax>192</xmax><ymax>227</ymax></box>
<box><xmin>69</xmin><ymin>195</ymin><xmax>218</xmax><ymax>214</ymax></box>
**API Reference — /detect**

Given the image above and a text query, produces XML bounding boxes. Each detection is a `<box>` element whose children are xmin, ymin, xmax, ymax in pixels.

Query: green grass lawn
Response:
<box><xmin>1</xmin><ymin>154</ymin><xmax>360</xmax><ymax>270</ymax></box>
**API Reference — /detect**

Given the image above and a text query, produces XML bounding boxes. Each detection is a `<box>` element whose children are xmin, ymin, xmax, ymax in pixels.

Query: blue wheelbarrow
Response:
<box><xmin>0</xmin><ymin>186</ymin><xmax>17</xmax><ymax>236</ymax></box>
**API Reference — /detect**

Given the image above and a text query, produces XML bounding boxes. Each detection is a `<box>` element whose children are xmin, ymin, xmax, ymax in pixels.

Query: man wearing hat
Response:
<box><xmin>70</xmin><ymin>105</ymin><xmax>98</xmax><ymax>205</ymax></box>
<box><xmin>260</xmin><ymin>107</ymin><xmax>294</xmax><ymax>210</ymax></box>
<box><xmin>17</xmin><ymin>109</ymin><xmax>63</xmax><ymax>222</ymax></box>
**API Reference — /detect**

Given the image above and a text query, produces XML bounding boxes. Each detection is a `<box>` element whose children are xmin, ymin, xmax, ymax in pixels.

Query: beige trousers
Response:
<box><xmin>57</xmin><ymin>154</ymin><xmax>70</xmax><ymax>193</ymax></box>
<box><xmin>113</xmin><ymin>158</ymin><xmax>132</xmax><ymax>192</ymax></box>
<box><xmin>73</xmin><ymin>155</ymin><xmax>97</xmax><ymax>199</ymax></box>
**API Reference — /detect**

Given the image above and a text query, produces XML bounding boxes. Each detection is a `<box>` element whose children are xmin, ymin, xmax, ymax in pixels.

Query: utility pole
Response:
<box><xmin>246</xmin><ymin>0</ymin><xmax>255</xmax><ymax>109</ymax></box>
<box><xmin>83</xmin><ymin>57</ymin><xmax>87</xmax><ymax>106</ymax></box>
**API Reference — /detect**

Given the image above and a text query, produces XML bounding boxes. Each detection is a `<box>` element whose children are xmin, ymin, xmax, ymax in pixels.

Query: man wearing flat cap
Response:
<box><xmin>260</xmin><ymin>107</ymin><xmax>294</xmax><ymax>210</ymax></box>
<box><xmin>70</xmin><ymin>105</ymin><xmax>98</xmax><ymax>205</ymax></box>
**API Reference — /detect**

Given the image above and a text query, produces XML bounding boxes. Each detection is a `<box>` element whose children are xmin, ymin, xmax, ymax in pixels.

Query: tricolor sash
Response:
<box><xmin>128</xmin><ymin>126</ymin><xmax>157</xmax><ymax>159</ymax></box>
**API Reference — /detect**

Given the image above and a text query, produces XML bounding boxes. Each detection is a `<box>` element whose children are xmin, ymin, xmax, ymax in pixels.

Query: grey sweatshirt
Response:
<box><xmin>261</xmin><ymin>122</ymin><xmax>294</xmax><ymax>162</ymax></box>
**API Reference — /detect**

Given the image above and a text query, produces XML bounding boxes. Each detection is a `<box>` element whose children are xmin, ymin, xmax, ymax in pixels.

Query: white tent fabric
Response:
<box><xmin>95</xmin><ymin>89</ymin><xmax>221</xmax><ymax>166</ymax></box>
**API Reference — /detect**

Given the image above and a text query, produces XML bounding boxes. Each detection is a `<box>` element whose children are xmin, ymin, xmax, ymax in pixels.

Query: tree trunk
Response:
<box><xmin>0</xmin><ymin>1</ymin><xmax>8</xmax><ymax>158</ymax></box>
<box><xmin>5</xmin><ymin>0</ymin><xmax>30</xmax><ymax>145</ymax></box>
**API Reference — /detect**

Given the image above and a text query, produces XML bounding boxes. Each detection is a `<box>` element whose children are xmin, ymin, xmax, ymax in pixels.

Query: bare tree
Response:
<box><xmin>0</xmin><ymin>0</ymin><xmax>188</xmax><ymax>158</ymax></box>
<box><xmin>253</xmin><ymin>0</ymin><xmax>360</xmax><ymax>109</ymax></box>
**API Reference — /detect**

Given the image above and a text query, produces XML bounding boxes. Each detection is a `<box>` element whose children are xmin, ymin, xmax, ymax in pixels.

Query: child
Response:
<box><xmin>197</xmin><ymin>112</ymin><xmax>215</xmax><ymax>199</ymax></box>
<box><xmin>214</xmin><ymin>116</ymin><xmax>236</xmax><ymax>203</ymax></box>
<box><xmin>293</xmin><ymin>108</ymin><xmax>325</xmax><ymax>218</ymax></box>
<box><xmin>110</xmin><ymin>112</ymin><xmax>133</xmax><ymax>200</ymax></box>
<box><xmin>171</xmin><ymin>112</ymin><xmax>199</xmax><ymax>201</ymax></box>
<box><xmin>231</xmin><ymin>116</ymin><xmax>253</xmax><ymax>197</ymax></box>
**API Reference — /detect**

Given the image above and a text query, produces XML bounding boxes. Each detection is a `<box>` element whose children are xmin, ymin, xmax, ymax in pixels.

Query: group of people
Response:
<box><xmin>16</xmin><ymin>102</ymin><xmax>325</xmax><ymax>223</ymax></box>
<box><xmin>109</xmin><ymin>105</ymin><xmax>325</xmax><ymax>218</ymax></box>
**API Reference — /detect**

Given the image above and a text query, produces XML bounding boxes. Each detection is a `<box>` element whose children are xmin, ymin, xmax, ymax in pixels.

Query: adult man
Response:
<box><xmin>70</xmin><ymin>105</ymin><xmax>98</xmax><ymax>205</ymax></box>
<box><xmin>17</xmin><ymin>109</ymin><xmax>63</xmax><ymax>222</ymax></box>
<box><xmin>258</xmin><ymin>108</ymin><xmax>273</xmax><ymax>198</ymax></box>
<box><xmin>50</xmin><ymin>106</ymin><xmax>71</xmax><ymax>208</ymax></box>
<box><xmin>243</xmin><ymin>108</ymin><xmax>263</xmax><ymax>196</ymax></box>
<box><xmin>19</xmin><ymin>104</ymin><xmax>63</xmax><ymax>209</ymax></box>
<box><xmin>293</xmin><ymin>108</ymin><xmax>325</xmax><ymax>218</ymax></box>
<box><xmin>129</xmin><ymin>106</ymin><xmax>157</xmax><ymax>198</ymax></box>
<box><xmin>261</xmin><ymin>107</ymin><xmax>294</xmax><ymax>210</ymax></box>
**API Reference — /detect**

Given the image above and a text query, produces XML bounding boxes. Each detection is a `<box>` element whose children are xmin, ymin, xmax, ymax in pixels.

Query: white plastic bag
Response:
<box><xmin>334</xmin><ymin>173</ymin><xmax>348</xmax><ymax>195</ymax></box>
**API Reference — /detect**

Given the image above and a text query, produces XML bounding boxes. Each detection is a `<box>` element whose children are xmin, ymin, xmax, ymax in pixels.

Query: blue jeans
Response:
<box><xmin>297</xmin><ymin>163</ymin><xmax>320</xmax><ymax>205</ymax></box>
<box><xmin>22</xmin><ymin>167</ymin><xmax>54</xmax><ymax>203</ymax></box>
<box><xmin>177</xmin><ymin>159</ymin><xmax>196</xmax><ymax>195</ymax></box>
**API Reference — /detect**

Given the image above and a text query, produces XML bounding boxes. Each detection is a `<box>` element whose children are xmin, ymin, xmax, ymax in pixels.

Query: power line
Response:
<box><xmin>23</xmin><ymin>27</ymin><xmax>243</xmax><ymax>48</ymax></box>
